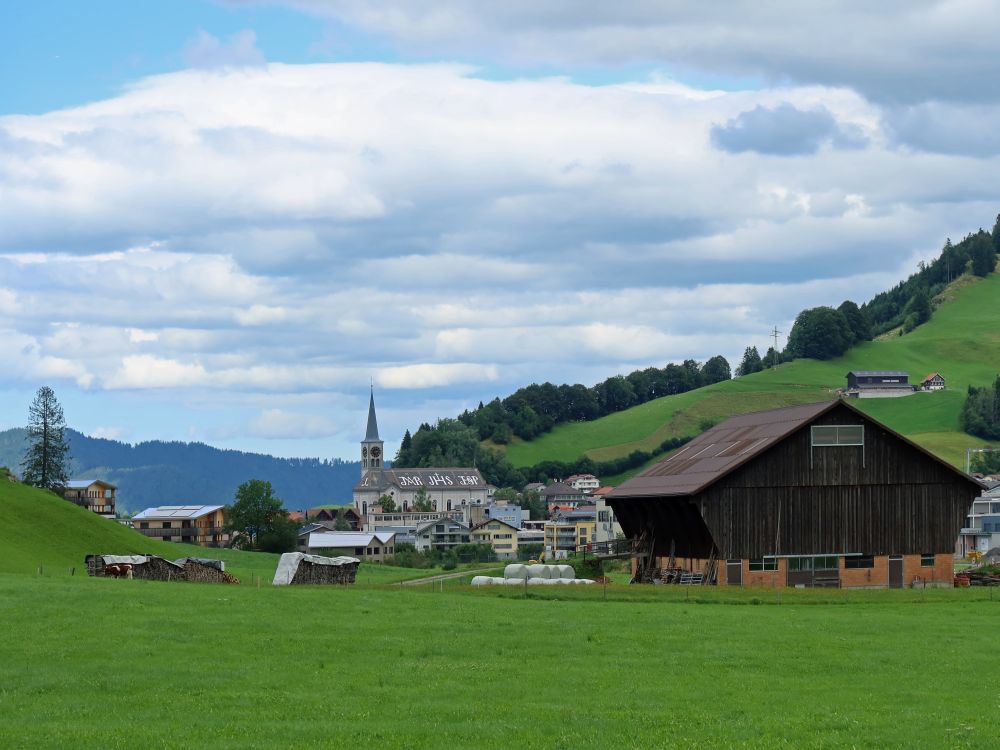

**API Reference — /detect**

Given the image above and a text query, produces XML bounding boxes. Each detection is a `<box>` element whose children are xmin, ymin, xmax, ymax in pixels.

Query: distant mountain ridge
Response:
<box><xmin>0</xmin><ymin>428</ymin><xmax>360</xmax><ymax>513</ymax></box>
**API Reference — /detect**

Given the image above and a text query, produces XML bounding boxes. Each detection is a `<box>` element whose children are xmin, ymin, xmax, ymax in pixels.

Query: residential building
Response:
<box><xmin>544</xmin><ymin>511</ymin><xmax>597</xmax><ymax>557</ymax></box>
<box><xmin>542</xmin><ymin>482</ymin><xmax>587</xmax><ymax>512</ymax></box>
<box><xmin>594</xmin><ymin>496</ymin><xmax>623</xmax><ymax>542</ymax></box>
<box><xmin>485</xmin><ymin>502</ymin><xmax>524</xmax><ymax>528</ymax></box>
<box><xmin>308</xmin><ymin>506</ymin><xmax>362</xmax><ymax>530</ymax></box>
<box><xmin>414</xmin><ymin>518</ymin><xmax>470</xmax><ymax>552</ymax></box>
<box><xmin>132</xmin><ymin>505</ymin><xmax>229</xmax><ymax>547</ymax></box>
<box><xmin>921</xmin><ymin>372</ymin><xmax>946</xmax><ymax>391</ymax></box>
<box><xmin>470</xmin><ymin>519</ymin><xmax>520</xmax><ymax>559</ymax></box>
<box><xmin>608</xmin><ymin>400</ymin><xmax>984</xmax><ymax>588</ymax></box>
<box><xmin>566</xmin><ymin>474</ymin><xmax>601</xmax><ymax>493</ymax></box>
<box><xmin>63</xmin><ymin>479</ymin><xmax>117</xmax><ymax>518</ymax></box>
<box><xmin>956</xmin><ymin>482</ymin><xmax>1000</xmax><ymax>556</ymax></box>
<box><xmin>306</xmin><ymin>530</ymin><xmax>396</xmax><ymax>562</ymax></box>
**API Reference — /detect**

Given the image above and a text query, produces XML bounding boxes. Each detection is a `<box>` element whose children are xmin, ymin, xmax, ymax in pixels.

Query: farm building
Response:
<box><xmin>272</xmin><ymin>552</ymin><xmax>360</xmax><ymax>585</ymax></box>
<box><xmin>844</xmin><ymin>370</ymin><xmax>915</xmax><ymax>398</ymax></box>
<box><xmin>607</xmin><ymin>400</ymin><xmax>984</xmax><ymax>589</ymax></box>
<box><xmin>303</xmin><ymin>530</ymin><xmax>395</xmax><ymax>561</ymax></box>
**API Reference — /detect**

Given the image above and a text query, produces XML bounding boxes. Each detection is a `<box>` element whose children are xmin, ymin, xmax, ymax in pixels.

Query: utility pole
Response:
<box><xmin>771</xmin><ymin>326</ymin><xmax>782</xmax><ymax>365</ymax></box>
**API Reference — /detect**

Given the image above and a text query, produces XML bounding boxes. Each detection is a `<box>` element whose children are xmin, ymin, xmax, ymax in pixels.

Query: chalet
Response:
<box><xmin>132</xmin><ymin>505</ymin><xmax>229</xmax><ymax>547</ymax></box>
<box><xmin>308</xmin><ymin>506</ymin><xmax>362</xmax><ymax>530</ymax></box>
<box><xmin>921</xmin><ymin>372</ymin><xmax>946</xmax><ymax>391</ymax></box>
<box><xmin>64</xmin><ymin>479</ymin><xmax>117</xmax><ymax>518</ymax></box>
<box><xmin>607</xmin><ymin>400</ymin><xmax>984</xmax><ymax>588</ymax></box>
<box><xmin>844</xmin><ymin>370</ymin><xmax>914</xmax><ymax>398</ymax></box>
<box><xmin>470</xmin><ymin>518</ymin><xmax>520</xmax><ymax>559</ymax></box>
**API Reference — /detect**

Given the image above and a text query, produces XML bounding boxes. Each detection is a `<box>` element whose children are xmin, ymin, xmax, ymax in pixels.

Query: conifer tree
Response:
<box><xmin>22</xmin><ymin>386</ymin><xmax>70</xmax><ymax>490</ymax></box>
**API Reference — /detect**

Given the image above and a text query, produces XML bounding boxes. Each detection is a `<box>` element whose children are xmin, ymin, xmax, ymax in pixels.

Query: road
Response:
<box><xmin>399</xmin><ymin>567</ymin><xmax>500</xmax><ymax>586</ymax></box>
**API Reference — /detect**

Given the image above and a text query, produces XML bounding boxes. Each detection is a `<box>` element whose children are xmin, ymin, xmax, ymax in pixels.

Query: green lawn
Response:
<box><xmin>503</xmin><ymin>272</ymin><xmax>1000</xmax><ymax>472</ymax></box>
<box><xmin>2</xmin><ymin>573</ymin><xmax>999</xmax><ymax>748</ymax></box>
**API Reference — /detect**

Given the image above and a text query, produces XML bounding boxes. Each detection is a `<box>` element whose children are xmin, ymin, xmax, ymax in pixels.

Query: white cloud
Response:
<box><xmin>376</xmin><ymin>363</ymin><xmax>499</xmax><ymax>389</ymax></box>
<box><xmin>248</xmin><ymin>408</ymin><xmax>339</xmax><ymax>438</ymax></box>
<box><xmin>89</xmin><ymin>426</ymin><xmax>131</xmax><ymax>441</ymax></box>
<box><xmin>183</xmin><ymin>29</ymin><xmax>266</xmax><ymax>69</ymax></box>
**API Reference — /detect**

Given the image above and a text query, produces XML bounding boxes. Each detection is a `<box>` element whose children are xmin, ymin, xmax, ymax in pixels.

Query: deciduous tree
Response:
<box><xmin>225</xmin><ymin>479</ymin><xmax>294</xmax><ymax>551</ymax></box>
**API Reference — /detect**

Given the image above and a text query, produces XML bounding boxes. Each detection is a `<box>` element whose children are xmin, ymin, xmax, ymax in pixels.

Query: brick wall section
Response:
<box><xmin>839</xmin><ymin>555</ymin><xmax>888</xmax><ymax>588</ymax></box>
<box><xmin>716</xmin><ymin>553</ymin><xmax>954</xmax><ymax>589</ymax></box>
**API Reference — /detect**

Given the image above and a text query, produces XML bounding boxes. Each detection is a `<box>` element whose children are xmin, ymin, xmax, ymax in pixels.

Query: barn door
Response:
<box><xmin>726</xmin><ymin>559</ymin><xmax>742</xmax><ymax>586</ymax></box>
<box><xmin>888</xmin><ymin>555</ymin><xmax>904</xmax><ymax>589</ymax></box>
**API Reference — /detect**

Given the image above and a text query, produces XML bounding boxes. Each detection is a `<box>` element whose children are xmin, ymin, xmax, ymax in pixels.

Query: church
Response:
<box><xmin>351</xmin><ymin>391</ymin><xmax>495</xmax><ymax>518</ymax></box>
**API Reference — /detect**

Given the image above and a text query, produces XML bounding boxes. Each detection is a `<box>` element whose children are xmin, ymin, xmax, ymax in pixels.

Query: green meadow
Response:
<box><xmin>503</xmin><ymin>272</ymin><xmax>1000</xmax><ymax>472</ymax></box>
<box><xmin>3</xmin><ymin>481</ymin><xmax>1000</xmax><ymax>748</ymax></box>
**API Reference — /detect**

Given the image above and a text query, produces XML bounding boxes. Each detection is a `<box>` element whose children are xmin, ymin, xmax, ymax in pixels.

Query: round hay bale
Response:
<box><xmin>556</xmin><ymin>564</ymin><xmax>575</xmax><ymax>579</ymax></box>
<box><xmin>579</xmin><ymin>578</ymin><xmax>595</xmax><ymax>584</ymax></box>
<box><xmin>542</xmin><ymin>578</ymin><xmax>560</xmax><ymax>585</ymax></box>
<box><xmin>504</xmin><ymin>563</ymin><xmax>528</xmax><ymax>580</ymax></box>
<box><xmin>492</xmin><ymin>577</ymin><xmax>507</xmax><ymax>585</ymax></box>
<box><xmin>526</xmin><ymin>564</ymin><xmax>547</xmax><ymax>579</ymax></box>
<box><xmin>527</xmin><ymin>577</ymin><xmax>548</xmax><ymax>585</ymax></box>
<box><xmin>471</xmin><ymin>576</ymin><xmax>493</xmax><ymax>586</ymax></box>
<box><xmin>503</xmin><ymin>577</ymin><xmax>526</xmax><ymax>586</ymax></box>
<box><xmin>556</xmin><ymin>578</ymin><xmax>573</xmax><ymax>584</ymax></box>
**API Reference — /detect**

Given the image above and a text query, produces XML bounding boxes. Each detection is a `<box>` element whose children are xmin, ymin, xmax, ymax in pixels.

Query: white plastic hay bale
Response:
<box><xmin>556</xmin><ymin>578</ymin><xmax>573</xmax><ymax>585</ymax></box>
<box><xmin>504</xmin><ymin>577</ymin><xmax>527</xmax><ymax>586</ymax></box>
<box><xmin>492</xmin><ymin>577</ymin><xmax>507</xmax><ymax>585</ymax></box>
<box><xmin>578</xmin><ymin>578</ymin><xmax>596</xmax><ymax>585</ymax></box>
<box><xmin>471</xmin><ymin>576</ymin><xmax>493</xmax><ymax>586</ymax></box>
<box><xmin>526</xmin><ymin>564</ymin><xmax>547</xmax><ymax>579</ymax></box>
<box><xmin>504</xmin><ymin>563</ymin><xmax>528</xmax><ymax>580</ymax></box>
<box><xmin>542</xmin><ymin>578</ymin><xmax>560</xmax><ymax>585</ymax></box>
<box><xmin>527</xmin><ymin>577</ymin><xmax>548</xmax><ymax>585</ymax></box>
<box><xmin>556</xmin><ymin>564</ymin><xmax>575</xmax><ymax>579</ymax></box>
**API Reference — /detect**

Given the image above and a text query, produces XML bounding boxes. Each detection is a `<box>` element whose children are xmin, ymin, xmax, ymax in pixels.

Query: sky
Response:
<box><xmin>3</xmin><ymin>1</ymin><xmax>1000</xmax><ymax>461</ymax></box>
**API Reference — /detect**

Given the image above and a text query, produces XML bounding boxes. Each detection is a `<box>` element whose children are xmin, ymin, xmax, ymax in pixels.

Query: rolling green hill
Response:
<box><xmin>503</xmin><ymin>271</ymin><xmax>1000</xmax><ymax>475</ymax></box>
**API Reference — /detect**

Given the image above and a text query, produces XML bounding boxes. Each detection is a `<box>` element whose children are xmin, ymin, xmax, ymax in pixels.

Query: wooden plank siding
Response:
<box><xmin>609</xmin><ymin>402</ymin><xmax>980</xmax><ymax>560</ymax></box>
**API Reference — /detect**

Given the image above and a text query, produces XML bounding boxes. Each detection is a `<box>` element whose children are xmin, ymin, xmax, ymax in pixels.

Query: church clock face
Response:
<box><xmin>370</xmin><ymin>446</ymin><xmax>382</xmax><ymax>459</ymax></box>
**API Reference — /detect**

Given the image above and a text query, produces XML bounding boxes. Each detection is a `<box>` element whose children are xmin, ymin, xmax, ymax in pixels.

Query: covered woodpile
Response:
<box><xmin>272</xmin><ymin>552</ymin><xmax>360</xmax><ymax>585</ymax></box>
<box><xmin>86</xmin><ymin>554</ymin><xmax>237</xmax><ymax>583</ymax></box>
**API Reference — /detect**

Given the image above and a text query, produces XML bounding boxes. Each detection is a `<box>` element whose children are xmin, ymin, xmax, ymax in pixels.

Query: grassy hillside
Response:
<box><xmin>0</xmin><ymin>480</ymin><xmax>437</xmax><ymax>584</ymax></box>
<box><xmin>505</xmin><ymin>271</ymin><xmax>1000</xmax><ymax>472</ymax></box>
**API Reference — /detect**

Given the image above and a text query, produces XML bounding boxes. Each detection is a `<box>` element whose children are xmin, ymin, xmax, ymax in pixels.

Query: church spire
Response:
<box><xmin>365</xmin><ymin>387</ymin><xmax>380</xmax><ymax>441</ymax></box>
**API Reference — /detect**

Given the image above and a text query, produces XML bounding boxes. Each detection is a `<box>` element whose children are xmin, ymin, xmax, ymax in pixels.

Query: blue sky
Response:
<box><xmin>2</xmin><ymin>1</ymin><xmax>999</xmax><ymax>463</ymax></box>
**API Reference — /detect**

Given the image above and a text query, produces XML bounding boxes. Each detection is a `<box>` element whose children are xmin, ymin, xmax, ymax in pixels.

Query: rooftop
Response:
<box><xmin>132</xmin><ymin>504</ymin><xmax>224</xmax><ymax>520</ymax></box>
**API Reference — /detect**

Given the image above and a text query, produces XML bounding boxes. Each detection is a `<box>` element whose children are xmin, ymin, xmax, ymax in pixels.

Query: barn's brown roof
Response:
<box><xmin>610</xmin><ymin>401</ymin><xmax>838</xmax><ymax>499</ymax></box>
<box><xmin>609</xmin><ymin>399</ymin><xmax>983</xmax><ymax>500</ymax></box>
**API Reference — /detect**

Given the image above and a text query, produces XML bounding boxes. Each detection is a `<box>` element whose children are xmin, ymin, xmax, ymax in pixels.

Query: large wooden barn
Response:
<box><xmin>607</xmin><ymin>400</ymin><xmax>983</xmax><ymax>588</ymax></box>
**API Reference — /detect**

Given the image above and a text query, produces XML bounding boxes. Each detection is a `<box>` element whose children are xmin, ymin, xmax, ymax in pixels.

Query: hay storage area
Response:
<box><xmin>272</xmin><ymin>552</ymin><xmax>360</xmax><ymax>585</ymax></box>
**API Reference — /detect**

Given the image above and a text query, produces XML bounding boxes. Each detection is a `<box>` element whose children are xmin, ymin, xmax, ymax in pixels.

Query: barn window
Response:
<box><xmin>844</xmin><ymin>555</ymin><xmax>874</xmax><ymax>569</ymax></box>
<box><xmin>748</xmin><ymin>557</ymin><xmax>778</xmax><ymax>572</ymax></box>
<box><xmin>920</xmin><ymin>554</ymin><xmax>935</xmax><ymax>567</ymax></box>
<box><xmin>811</xmin><ymin>425</ymin><xmax>864</xmax><ymax>446</ymax></box>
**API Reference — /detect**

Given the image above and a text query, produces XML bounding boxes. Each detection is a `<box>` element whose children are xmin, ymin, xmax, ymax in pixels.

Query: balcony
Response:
<box><xmin>135</xmin><ymin>526</ymin><xmax>227</xmax><ymax>539</ymax></box>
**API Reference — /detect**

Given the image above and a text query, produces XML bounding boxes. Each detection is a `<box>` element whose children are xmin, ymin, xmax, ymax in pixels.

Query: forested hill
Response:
<box><xmin>0</xmin><ymin>428</ymin><xmax>360</xmax><ymax>513</ymax></box>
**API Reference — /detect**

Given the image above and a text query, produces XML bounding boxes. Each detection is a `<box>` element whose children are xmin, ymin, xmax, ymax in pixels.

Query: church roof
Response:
<box><xmin>355</xmin><ymin>468</ymin><xmax>487</xmax><ymax>493</ymax></box>
<box><xmin>364</xmin><ymin>389</ymin><xmax>380</xmax><ymax>441</ymax></box>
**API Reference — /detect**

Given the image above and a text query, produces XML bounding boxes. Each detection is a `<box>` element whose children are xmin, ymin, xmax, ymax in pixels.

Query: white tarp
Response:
<box><xmin>272</xmin><ymin>552</ymin><xmax>359</xmax><ymax>586</ymax></box>
<box><xmin>101</xmin><ymin>555</ymin><xmax>149</xmax><ymax>565</ymax></box>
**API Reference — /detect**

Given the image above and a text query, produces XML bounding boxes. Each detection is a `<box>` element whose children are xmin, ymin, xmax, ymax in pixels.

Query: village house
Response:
<box><xmin>542</xmin><ymin>481</ymin><xmax>587</xmax><ymax>512</ymax></box>
<box><xmin>956</xmin><ymin>481</ymin><xmax>1000</xmax><ymax>557</ymax></box>
<box><xmin>566</xmin><ymin>473</ymin><xmax>601</xmax><ymax>493</ymax></box>
<box><xmin>132</xmin><ymin>505</ymin><xmax>229</xmax><ymax>547</ymax></box>
<box><xmin>608</xmin><ymin>400</ymin><xmax>983</xmax><ymax>588</ymax></box>
<box><xmin>63</xmin><ymin>479</ymin><xmax>117</xmax><ymax>518</ymax></box>
<box><xmin>305</xmin><ymin>530</ymin><xmax>395</xmax><ymax>562</ymax></box>
<box><xmin>470</xmin><ymin>518</ymin><xmax>520</xmax><ymax>559</ymax></box>
<box><xmin>544</xmin><ymin>509</ymin><xmax>597</xmax><ymax>558</ymax></box>
<box><xmin>921</xmin><ymin>372</ymin><xmax>946</xmax><ymax>391</ymax></box>
<box><xmin>414</xmin><ymin>518</ymin><xmax>470</xmax><ymax>552</ymax></box>
<box><xmin>307</xmin><ymin>506</ymin><xmax>363</xmax><ymax>530</ymax></box>
<box><xmin>485</xmin><ymin>501</ymin><xmax>524</xmax><ymax>528</ymax></box>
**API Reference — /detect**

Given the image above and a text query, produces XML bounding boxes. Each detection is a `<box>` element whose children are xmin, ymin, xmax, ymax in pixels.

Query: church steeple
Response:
<box><xmin>361</xmin><ymin>387</ymin><xmax>384</xmax><ymax>475</ymax></box>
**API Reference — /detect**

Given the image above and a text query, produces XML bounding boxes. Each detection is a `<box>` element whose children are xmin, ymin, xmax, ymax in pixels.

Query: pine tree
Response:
<box><xmin>22</xmin><ymin>386</ymin><xmax>70</xmax><ymax>490</ymax></box>
<box><xmin>736</xmin><ymin>346</ymin><xmax>763</xmax><ymax>376</ymax></box>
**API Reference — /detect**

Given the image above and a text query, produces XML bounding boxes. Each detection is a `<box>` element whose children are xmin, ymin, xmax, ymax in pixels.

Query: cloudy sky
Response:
<box><xmin>3</xmin><ymin>1</ymin><xmax>999</xmax><ymax>460</ymax></box>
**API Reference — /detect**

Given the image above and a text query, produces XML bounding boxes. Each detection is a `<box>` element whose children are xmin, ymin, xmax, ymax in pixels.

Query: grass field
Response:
<box><xmin>3</xmin><ymin>572</ymin><xmax>1000</xmax><ymax>748</ymax></box>
<box><xmin>503</xmin><ymin>272</ymin><xmax>1000</xmax><ymax>472</ymax></box>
